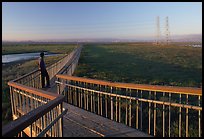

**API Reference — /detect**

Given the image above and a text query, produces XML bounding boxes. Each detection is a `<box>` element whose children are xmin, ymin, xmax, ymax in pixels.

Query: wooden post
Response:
<box><xmin>111</xmin><ymin>87</ymin><xmax>113</xmax><ymax>120</ymax></box>
<box><xmin>129</xmin><ymin>89</ymin><xmax>132</xmax><ymax>127</ymax></box>
<box><xmin>169</xmin><ymin>93</ymin><xmax>171</xmax><ymax>137</ymax></box>
<box><xmin>186</xmin><ymin>94</ymin><xmax>188</xmax><ymax>137</ymax></box>
<box><xmin>163</xmin><ymin>92</ymin><xmax>165</xmax><ymax>137</ymax></box>
<box><xmin>179</xmin><ymin>93</ymin><xmax>181</xmax><ymax>137</ymax></box>
<box><xmin>148</xmin><ymin>91</ymin><xmax>151</xmax><ymax>135</ymax></box>
<box><xmin>136</xmin><ymin>89</ymin><xmax>139</xmax><ymax>129</ymax></box>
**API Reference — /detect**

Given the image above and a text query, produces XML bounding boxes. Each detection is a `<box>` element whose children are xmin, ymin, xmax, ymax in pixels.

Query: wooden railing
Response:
<box><xmin>12</xmin><ymin>45</ymin><xmax>82</xmax><ymax>89</ymax></box>
<box><xmin>3</xmin><ymin>81</ymin><xmax>66</xmax><ymax>137</ymax></box>
<box><xmin>2</xmin><ymin>45</ymin><xmax>83</xmax><ymax>137</ymax></box>
<box><xmin>56</xmin><ymin>74</ymin><xmax>202</xmax><ymax>137</ymax></box>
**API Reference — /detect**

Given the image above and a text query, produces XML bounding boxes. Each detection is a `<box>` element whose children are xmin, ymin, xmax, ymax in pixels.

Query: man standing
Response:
<box><xmin>38</xmin><ymin>52</ymin><xmax>50</xmax><ymax>88</ymax></box>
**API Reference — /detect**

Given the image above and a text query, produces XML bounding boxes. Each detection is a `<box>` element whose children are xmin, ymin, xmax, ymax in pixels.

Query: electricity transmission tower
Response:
<box><xmin>155</xmin><ymin>16</ymin><xmax>170</xmax><ymax>45</ymax></box>
<box><xmin>156</xmin><ymin>16</ymin><xmax>160</xmax><ymax>45</ymax></box>
<box><xmin>165</xmin><ymin>16</ymin><xmax>170</xmax><ymax>45</ymax></box>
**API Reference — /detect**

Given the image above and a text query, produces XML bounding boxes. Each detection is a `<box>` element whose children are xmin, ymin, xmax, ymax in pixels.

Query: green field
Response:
<box><xmin>2</xmin><ymin>44</ymin><xmax>77</xmax><ymax>125</ymax></box>
<box><xmin>74</xmin><ymin>43</ymin><xmax>202</xmax><ymax>137</ymax></box>
<box><xmin>2</xmin><ymin>43</ymin><xmax>78</xmax><ymax>55</ymax></box>
<box><xmin>74</xmin><ymin>43</ymin><xmax>202</xmax><ymax>88</ymax></box>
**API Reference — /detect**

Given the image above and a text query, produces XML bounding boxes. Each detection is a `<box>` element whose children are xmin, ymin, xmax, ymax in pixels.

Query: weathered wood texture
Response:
<box><xmin>63</xmin><ymin>103</ymin><xmax>152</xmax><ymax>137</ymax></box>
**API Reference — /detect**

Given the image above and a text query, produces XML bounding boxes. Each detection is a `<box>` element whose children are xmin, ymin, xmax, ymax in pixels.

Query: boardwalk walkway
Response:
<box><xmin>41</xmin><ymin>76</ymin><xmax>151</xmax><ymax>136</ymax></box>
<box><xmin>62</xmin><ymin>103</ymin><xmax>152</xmax><ymax>137</ymax></box>
<box><xmin>43</xmin><ymin>82</ymin><xmax>151</xmax><ymax>137</ymax></box>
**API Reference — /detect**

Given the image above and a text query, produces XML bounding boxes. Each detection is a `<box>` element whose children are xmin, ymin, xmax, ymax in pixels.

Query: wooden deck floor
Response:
<box><xmin>62</xmin><ymin>103</ymin><xmax>152</xmax><ymax>137</ymax></box>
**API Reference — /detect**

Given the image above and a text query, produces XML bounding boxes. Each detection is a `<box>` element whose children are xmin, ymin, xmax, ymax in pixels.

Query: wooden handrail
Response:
<box><xmin>56</xmin><ymin>74</ymin><xmax>202</xmax><ymax>95</ymax></box>
<box><xmin>11</xmin><ymin>69</ymin><xmax>40</xmax><ymax>82</ymax></box>
<box><xmin>8</xmin><ymin>81</ymin><xmax>59</xmax><ymax>100</ymax></box>
<box><xmin>4</xmin><ymin>46</ymin><xmax>82</xmax><ymax>137</ymax></box>
<box><xmin>2</xmin><ymin>95</ymin><xmax>65</xmax><ymax>137</ymax></box>
<box><xmin>11</xmin><ymin>50</ymin><xmax>74</xmax><ymax>83</ymax></box>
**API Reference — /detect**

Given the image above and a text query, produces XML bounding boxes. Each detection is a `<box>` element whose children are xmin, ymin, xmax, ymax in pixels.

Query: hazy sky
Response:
<box><xmin>2</xmin><ymin>2</ymin><xmax>202</xmax><ymax>41</ymax></box>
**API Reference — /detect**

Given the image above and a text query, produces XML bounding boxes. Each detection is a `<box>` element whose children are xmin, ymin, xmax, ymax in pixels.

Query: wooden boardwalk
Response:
<box><xmin>62</xmin><ymin>103</ymin><xmax>152</xmax><ymax>137</ymax></box>
<box><xmin>42</xmin><ymin>75</ymin><xmax>152</xmax><ymax>137</ymax></box>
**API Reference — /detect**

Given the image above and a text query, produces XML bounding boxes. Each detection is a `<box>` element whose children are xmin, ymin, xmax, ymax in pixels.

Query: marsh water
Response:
<box><xmin>2</xmin><ymin>52</ymin><xmax>59</xmax><ymax>63</ymax></box>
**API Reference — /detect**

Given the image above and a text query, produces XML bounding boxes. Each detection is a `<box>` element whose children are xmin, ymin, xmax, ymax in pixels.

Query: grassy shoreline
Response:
<box><xmin>2</xmin><ymin>44</ymin><xmax>77</xmax><ymax>126</ymax></box>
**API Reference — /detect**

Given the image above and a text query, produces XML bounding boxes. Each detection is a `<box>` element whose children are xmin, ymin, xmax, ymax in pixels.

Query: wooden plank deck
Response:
<box><xmin>62</xmin><ymin>103</ymin><xmax>152</xmax><ymax>137</ymax></box>
<box><xmin>41</xmin><ymin>76</ymin><xmax>58</xmax><ymax>93</ymax></box>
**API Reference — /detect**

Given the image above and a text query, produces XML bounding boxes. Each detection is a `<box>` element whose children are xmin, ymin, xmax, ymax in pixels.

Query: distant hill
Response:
<box><xmin>2</xmin><ymin>34</ymin><xmax>202</xmax><ymax>44</ymax></box>
<box><xmin>170</xmin><ymin>34</ymin><xmax>202</xmax><ymax>42</ymax></box>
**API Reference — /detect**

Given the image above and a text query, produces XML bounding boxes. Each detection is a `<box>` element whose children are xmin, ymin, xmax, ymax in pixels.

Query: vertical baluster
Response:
<box><xmin>57</xmin><ymin>79</ymin><xmax>60</xmax><ymax>95</ymax></box>
<box><xmin>125</xmin><ymin>88</ymin><xmax>128</xmax><ymax>125</ymax></box>
<box><xmin>43</xmin><ymin>114</ymin><xmax>46</xmax><ymax>136</ymax></box>
<box><xmin>34</xmin><ymin>94</ymin><xmax>36</xmax><ymax>109</ymax></box>
<box><xmin>179</xmin><ymin>93</ymin><xmax>182</xmax><ymax>137</ymax></box>
<box><xmin>61</xmin><ymin>103</ymin><xmax>64</xmax><ymax>137</ymax></box>
<box><xmin>57</xmin><ymin>107</ymin><xmax>59</xmax><ymax>137</ymax></box>
<box><xmin>100</xmin><ymin>86</ymin><xmax>103</xmax><ymax>116</ymax></box>
<box><xmin>93</xmin><ymin>86</ymin><xmax>95</xmax><ymax>113</ymax></box>
<box><xmin>34</xmin><ymin>120</ymin><xmax>37</xmax><ymax>137</ymax></box>
<box><xmin>18</xmin><ymin>90</ymin><xmax>22</xmax><ymax>116</ymax></box>
<box><xmin>26</xmin><ymin>93</ymin><xmax>29</xmax><ymax>113</ymax></box>
<box><xmin>116</xmin><ymin>88</ymin><xmax>118</xmax><ymax>122</ymax></box>
<box><xmin>87</xmin><ymin>89</ymin><xmax>89</xmax><ymax>111</ymax></box>
<box><xmin>51</xmin><ymin>111</ymin><xmax>54</xmax><ymax>137</ymax></box>
<box><xmin>9</xmin><ymin>87</ymin><xmax>15</xmax><ymax>119</ymax></box>
<box><xmin>32</xmin><ymin>74</ymin><xmax>34</xmax><ymax>87</ymax></box>
<box><xmin>22</xmin><ymin>91</ymin><xmax>25</xmax><ymax>114</ymax></box>
<box><xmin>129</xmin><ymin>89</ymin><xmax>132</xmax><ymax>127</ymax></box>
<box><xmin>75</xmin><ymin>81</ymin><xmax>77</xmax><ymax>106</ymax></box>
<box><xmin>105</xmin><ymin>91</ymin><xmax>108</xmax><ymax>118</ymax></box>
<box><xmin>198</xmin><ymin>95</ymin><xmax>201</xmax><ymax>137</ymax></box>
<box><xmin>67</xmin><ymin>85</ymin><xmax>70</xmax><ymax>103</ymax></box>
<box><xmin>81</xmin><ymin>87</ymin><xmax>83</xmax><ymax>108</ymax></box>
<box><xmin>72</xmin><ymin>85</ymin><xmax>74</xmax><ymax>105</ymax></box>
<box><xmin>163</xmin><ymin>92</ymin><xmax>165</xmax><ymax>137</ymax></box>
<box><xmin>140</xmin><ymin>90</ymin><xmax>143</xmax><ymax>130</ymax></box>
<box><xmin>54</xmin><ymin>108</ymin><xmax>57</xmax><ymax>137</ymax></box>
<box><xmin>76</xmin><ymin>82</ymin><xmax>79</xmax><ymax>106</ymax></box>
<box><xmin>169</xmin><ymin>93</ymin><xmax>171</xmax><ymax>137</ymax></box>
<box><xmin>90</xmin><ymin>88</ymin><xmax>93</xmax><ymax>112</ymax></box>
<box><xmin>136</xmin><ymin>89</ymin><xmax>139</xmax><ymax>129</ymax></box>
<box><xmin>15</xmin><ymin>89</ymin><xmax>18</xmax><ymax>116</ymax></box>
<box><xmin>148</xmin><ymin>91</ymin><xmax>151</xmax><ymax>135</ymax></box>
<box><xmin>84</xmin><ymin>83</ymin><xmax>86</xmax><ymax>110</ymax></box>
<box><xmin>58</xmin><ymin>105</ymin><xmax>61</xmax><ymax>137</ymax></box>
<box><xmin>154</xmin><ymin>91</ymin><xmax>156</xmax><ymax>136</ymax></box>
<box><xmin>73</xmin><ymin>81</ymin><xmax>76</xmax><ymax>106</ymax></box>
<box><xmin>186</xmin><ymin>94</ymin><xmax>188</xmax><ymax>137</ymax></box>
<box><xmin>98</xmin><ymin>91</ymin><xmax>100</xmax><ymax>115</ymax></box>
<box><xmin>111</xmin><ymin>87</ymin><xmax>113</xmax><ymax>120</ymax></box>
<box><xmin>39</xmin><ymin>115</ymin><xmax>42</xmax><ymax>135</ymax></box>
<box><xmin>119</xmin><ymin>96</ymin><xmax>121</xmax><ymax>123</ymax></box>
<box><xmin>78</xmin><ymin>86</ymin><xmax>81</xmax><ymax>107</ymax></box>
<box><xmin>68</xmin><ymin>86</ymin><xmax>70</xmax><ymax>104</ymax></box>
<box><xmin>55</xmin><ymin>105</ymin><xmax>60</xmax><ymax>137</ymax></box>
